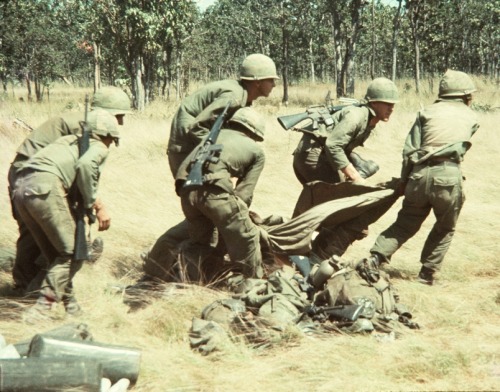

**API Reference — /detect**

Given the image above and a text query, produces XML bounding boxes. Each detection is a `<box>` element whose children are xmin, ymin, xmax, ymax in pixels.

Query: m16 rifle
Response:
<box><xmin>278</xmin><ymin>94</ymin><xmax>379</xmax><ymax>179</ymax></box>
<box><xmin>277</xmin><ymin>95</ymin><xmax>360</xmax><ymax>131</ymax></box>
<box><xmin>72</xmin><ymin>95</ymin><xmax>95</xmax><ymax>262</ymax></box>
<box><xmin>183</xmin><ymin>101</ymin><xmax>232</xmax><ymax>190</ymax></box>
<box><xmin>304</xmin><ymin>304</ymin><xmax>364</xmax><ymax>322</ymax></box>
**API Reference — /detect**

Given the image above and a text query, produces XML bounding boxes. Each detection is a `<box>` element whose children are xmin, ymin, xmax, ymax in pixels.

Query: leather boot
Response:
<box><xmin>417</xmin><ymin>266</ymin><xmax>435</xmax><ymax>285</ymax></box>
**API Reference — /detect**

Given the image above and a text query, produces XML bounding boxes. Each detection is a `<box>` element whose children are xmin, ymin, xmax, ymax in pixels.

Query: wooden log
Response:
<box><xmin>14</xmin><ymin>322</ymin><xmax>93</xmax><ymax>357</ymax></box>
<box><xmin>0</xmin><ymin>358</ymin><xmax>102</xmax><ymax>391</ymax></box>
<box><xmin>28</xmin><ymin>335</ymin><xmax>141</xmax><ymax>385</ymax></box>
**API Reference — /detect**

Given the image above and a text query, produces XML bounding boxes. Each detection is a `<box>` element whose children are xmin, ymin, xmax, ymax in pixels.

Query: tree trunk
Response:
<box><xmin>345</xmin><ymin>0</ymin><xmax>363</xmax><ymax>96</ymax></box>
<box><xmin>391</xmin><ymin>0</ymin><xmax>404</xmax><ymax>81</ymax></box>
<box><xmin>133</xmin><ymin>56</ymin><xmax>145</xmax><ymax>111</ymax></box>
<box><xmin>309</xmin><ymin>37</ymin><xmax>315</xmax><ymax>84</ymax></box>
<box><xmin>282</xmin><ymin>28</ymin><xmax>289</xmax><ymax>105</ymax></box>
<box><xmin>93</xmin><ymin>41</ymin><xmax>101</xmax><ymax>93</ymax></box>
<box><xmin>408</xmin><ymin>0</ymin><xmax>422</xmax><ymax>93</ymax></box>
<box><xmin>176</xmin><ymin>61</ymin><xmax>181</xmax><ymax>101</ymax></box>
<box><xmin>34</xmin><ymin>76</ymin><xmax>42</xmax><ymax>102</ymax></box>
<box><xmin>331</xmin><ymin>12</ymin><xmax>343</xmax><ymax>97</ymax></box>
<box><xmin>370</xmin><ymin>0</ymin><xmax>375</xmax><ymax>80</ymax></box>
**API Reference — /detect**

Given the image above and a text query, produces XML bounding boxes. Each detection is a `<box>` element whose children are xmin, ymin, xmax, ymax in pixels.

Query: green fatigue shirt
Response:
<box><xmin>15</xmin><ymin>112</ymin><xmax>84</xmax><ymax>160</ymax></box>
<box><xmin>21</xmin><ymin>135</ymin><xmax>109</xmax><ymax>209</ymax></box>
<box><xmin>177</xmin><ymin>128</ymin><xmax>265</xmax><ymax>206</ymax></box>
<box><xmin>400</xmin><ymin>99</ymin><xmax>479</xmax><ymax>181</ymax></box>
<box><xmin>167</xmin><ymin>79</ymin><xmax>248</xmax><ymax>155</ymax></box>
<box><xmin>295</xmin><ymin>105</ymin><xmax>376</xmax><ymax>171</ymax></box>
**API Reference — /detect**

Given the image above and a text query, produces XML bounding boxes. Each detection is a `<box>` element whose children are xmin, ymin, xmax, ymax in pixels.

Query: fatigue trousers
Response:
<box><xmin>8</xmin><ymin>160</ymin><xmax>47</xmax><ymax>292</ymax></box>
<box><xmin>13</xmin><ymin>171</ymin><xmax>82</xmax><ymax>302</ymax></box>
<box><xmin>143</xmin><ymin>219</ymin><xmax>190</xmax><ymax>281</ymax></box>
<box><xmin>180</xmin><ymin>185</ymin><xmax>262</xmax><ymax>279</ymax></box>
<box><xmin>143</xmin><ymin>150</ymin><xmax>200</xmax><ymax>281</ymax></box>
<box><xmin>293</xmin><ymin>147</ymin><xmax>341</xmax><ymax>185</ymax></box>
<box><xmin>371</xmin><ymin>161</ymin><xmax>464</xmax><ymax>271</ymax></box>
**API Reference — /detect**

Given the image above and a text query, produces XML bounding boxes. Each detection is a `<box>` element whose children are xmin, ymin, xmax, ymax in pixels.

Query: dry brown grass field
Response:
<box><xmin>0</xmin><ymin>78</ymin><xmax>499</xmax><ymax>391</ymax></box>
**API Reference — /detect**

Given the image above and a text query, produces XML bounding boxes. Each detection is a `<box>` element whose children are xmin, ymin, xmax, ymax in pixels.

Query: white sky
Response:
<box><xmin>196</xmin><ymin>0</ymin><xmax>215</xmax><ymax>11</ymax></box>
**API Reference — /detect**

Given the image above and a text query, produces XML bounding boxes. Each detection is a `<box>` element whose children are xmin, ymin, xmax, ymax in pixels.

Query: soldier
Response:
<box><xmin>142</xmin><ymin>53</ymin><xmax>279</xmax><ymax>282</ymax></box>
<box><xmin>8</xmin><ymin>87</ymin><xmax>131</xmax><ymax>295</ymax></box>
<box><xmin>292</xmin><ymin>78</ymin><xmax>399</xmax><ymax>262</ymax></box>
<box><xmin>173</xmin><ymin>107</ymin><xmax>267</xmax><ymax>281</ymax></box>
<box><xmin>359</xmin><ymin>70</ymin><xmax>479</xmax><ymax>285</ymax></box>
<box><xmin>13</xmin><ymin>110</ymin><xmax>120</xmax><ymax>321</ymax></box>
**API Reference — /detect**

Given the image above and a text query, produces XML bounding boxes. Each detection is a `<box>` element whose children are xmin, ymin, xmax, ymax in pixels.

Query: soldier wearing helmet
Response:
<box><xmin>8</xmin><ymin>86</ymin><xmax>131</xmax><ymax>296</ymax></box>
<box><xmin>162</xmin><ymin>107</ymin><xmax>267</xmax><ymax>281</ymax></box>
<box><xmin>136</xmin><ymin>54</ymin><xmax>278</xmax><ymax>285</ymax></box>
<box><xmin>167</xmin><ymin>53</ymin><xmax>278</xmax><ymax>177</ymax></box>
<box><xmin>12</xmin><ymin>110</ymin><xmax>120</xmax><ymax>321</ymax></box>
<box><xmin>361</xmin><ymin>70</ymin><xmax>479</xmax><ymax>286</ymax></box>
<box><xmin>92</xmin><ymin>86</ymin><xmax>132</xmax><ymax>125</ymax></box>
<box><xmin>291</xmin><ymin>77</ymin><xmax>399</xmax><ymax>262</ymax></box>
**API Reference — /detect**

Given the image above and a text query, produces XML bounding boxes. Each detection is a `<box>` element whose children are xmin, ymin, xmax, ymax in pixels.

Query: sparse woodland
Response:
<box><xmin>1</xmin><ymin>0</ymin><xmax>499</xmax><ymax>391</ymax></box>
<box><xmin>1</xmin><ymin>1</ymin><xmax>498</xmax><ymax>107</ymax></box>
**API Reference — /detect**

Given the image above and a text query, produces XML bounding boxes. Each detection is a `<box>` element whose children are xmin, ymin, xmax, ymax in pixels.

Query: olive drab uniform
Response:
<box><xmin>370</xmin><ymin>98</ymin><xmax>479</xmax><ymax>273</ymax></box>
<box><xmin>8</xmin><ymin>86</ymin><xmax>130</xmax><ymax>293</ymax></box>
<box><xmin>8</xmin><ymin>112</ymin><xmax>90</xmax><ymax>292</ymax></box>
<box><xmin>167</xmin><ymin>79</ymin><xmax>248</xmax><ymax>177</ymax></box>
<box><xmin>142</xmin><ymin>80</ymin><xmax>248</xmax><ymax>281</ymax></box>
<box><xmin>13</xmin><ymin>110</ymin><xmax>117</xmax><ymax>314</ymax></box>
<box><xmin>143</xmin><ymin>54</ymin><xmax>278</xmax><ymax>282</ymax></box>
<box><xmin>292</xmin><ymin>105</ymin><xmax>379</xmax><ymax>261</ymax></box>
<box><xmin>175</xmin><ymin>110</ymin><xmax>266</xmax><ymax>280</ymax></box>
<box><xmin>293</xmin><ymin>105</ymin><xmax>377</xmax><ymax>184</ymax></box>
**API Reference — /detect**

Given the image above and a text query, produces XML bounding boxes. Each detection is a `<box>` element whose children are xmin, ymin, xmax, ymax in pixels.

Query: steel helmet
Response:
<box><xmin>240</xmin><ymin>54</ymin><xmax>279</xmax><ymax>80</ymax></box>
<box><xmin>438</xmin><ymin>69</ymin><xmax>476</xmax><ymax>97</ymax></box>
<box><xmin>88</xmin><ymin>109</ymin><xmax>120</xmax><ymax>141</ymax></box>
<box><xmin>365</xmin><ymin>77</ymin><xmax>399</xmax><ymax>103</ymax></box>
<box><xmin>92</xmin><ymin>86</ymin><xmax>132</xmax><ymax>115</ymax></box>
<box><xmin>229</xmin><ymin>107</ymin><xmax>266</xmax><ymax>141</ymax></box>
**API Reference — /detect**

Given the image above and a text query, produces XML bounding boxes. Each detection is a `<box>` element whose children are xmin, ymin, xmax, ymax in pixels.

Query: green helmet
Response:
<box><xmin>88</xmin><ymin>109</ymin><xmax>119</xmax><ymax>139</ymax></box>
<box><xmin>229</xmin><ymin>107</ymin><xmax>266</xmax><ymax>141</ymax></box>
<box><xmin>92</xmin><ymin>86</ymin><xmax>132</xmax><ymax>115</ymax></box>
<box><xmin>240</xmin><ymin>54</ymin><xmax>279</xmax><ymax>80</ymax></box>
<box><xmin>365</xmin><ymin>77</ymin><xmax>399</xmax><ymax>103</ymax></box>
<box><xmin>438</xmin><ymin>69</ymin><xmax>476</xmax><ymax>97</ymax></box>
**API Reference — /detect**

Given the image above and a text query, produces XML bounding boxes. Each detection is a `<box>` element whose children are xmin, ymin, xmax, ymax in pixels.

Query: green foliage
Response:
<box><xmin>0</xmin><ymin>0</ymin><xmax>497</xmax><ymax>106</ymax></box>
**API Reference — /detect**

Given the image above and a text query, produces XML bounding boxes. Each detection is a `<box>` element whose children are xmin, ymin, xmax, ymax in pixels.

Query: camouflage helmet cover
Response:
<box><xmin>365</xmin><ymin>77</ymin><xmax>399</xmax><ymax>103</ymax></box>
<box><xmin>88</xmin><ymin>109</ymin><xmax>120</xmax><ymax>139</ymax></box>
<box><xmin>438</xmin><ymin>69</ymin><xmax>476</xmax><ymax>97</ymax></box>
<box><xmin>240</xmin><ymin>54</ymin><xmax>279</xmax><ymax>80</ymax></box>
<box><xmin>92</xmin><ymin>86</ymin><xmax>132</xmax><ymax>115</ymax></box>
<box><xmin>229</xmin><ymin>107</ymin><xmax>266</xmax><ymax>141</ymax></box>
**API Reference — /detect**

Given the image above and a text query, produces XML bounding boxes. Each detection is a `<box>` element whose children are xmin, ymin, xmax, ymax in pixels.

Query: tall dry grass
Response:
<box><xmin>0</xmin><ymin>78</ymin><xmax>499</xmax><ymax>391</ymax></box>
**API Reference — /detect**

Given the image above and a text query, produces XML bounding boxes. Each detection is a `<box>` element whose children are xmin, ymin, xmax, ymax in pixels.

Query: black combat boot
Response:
<box><xmin>23</xmin><ymin>293</ymin><xmax>56</xmax><ymax>324</ymax></box>
<box><xmin>63</xmin><ymin>295</ymin><xmax>83</xmax><ymax>316</ymax></box>
<box><xmin>417</xmin><ymin>266</ymin><xmax>435</xmax><ymax>285</ymax></box>
<box><xmin>87</xmin><ymin>237</ymin><xmax>104</xmax><ymax>263</ymax></box>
